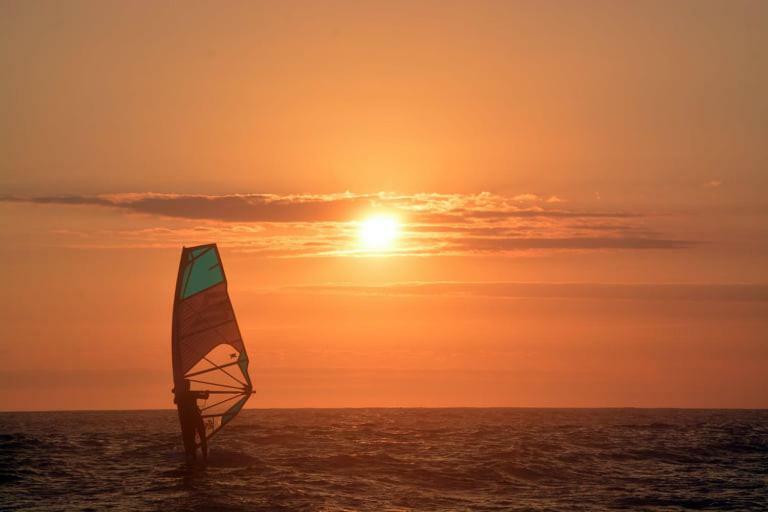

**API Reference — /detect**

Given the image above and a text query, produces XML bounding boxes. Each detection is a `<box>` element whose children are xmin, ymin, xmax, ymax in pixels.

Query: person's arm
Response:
<box><xmin>192</xmin><ymin>390</ymin><xmax>210</xmax><ymax>400</ymax></box>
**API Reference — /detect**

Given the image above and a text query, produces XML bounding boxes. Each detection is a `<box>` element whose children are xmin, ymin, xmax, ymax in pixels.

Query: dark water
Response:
<box><xmin>1</xmin><ymin>409</ymin><xmax>767</xmax><ymax>511</ymax></box>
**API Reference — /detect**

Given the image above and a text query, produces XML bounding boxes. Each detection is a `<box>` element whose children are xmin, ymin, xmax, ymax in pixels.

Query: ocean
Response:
<box><xmin>1</xmin><ymin>409</ymin><xmax>766</xmax><ymax>511</ymax></box>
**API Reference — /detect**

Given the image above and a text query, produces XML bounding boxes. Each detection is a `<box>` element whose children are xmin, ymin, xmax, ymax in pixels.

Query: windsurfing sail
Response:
<box><xmin>171</xmin><ymin>243</ymin><xmax>252</xmax><ymax>441</ymax></box>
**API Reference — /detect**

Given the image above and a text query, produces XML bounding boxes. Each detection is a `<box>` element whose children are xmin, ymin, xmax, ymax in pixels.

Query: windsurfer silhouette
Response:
<box><xmin>173</xmin><ymin>380</ymin><xmax>210</xmax><ymax>464</ymax></box>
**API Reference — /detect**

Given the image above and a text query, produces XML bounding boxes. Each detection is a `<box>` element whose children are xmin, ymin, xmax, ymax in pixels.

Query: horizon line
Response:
<box><xmin>2</xmin><ymin>406</ymin><xmax>766</xmax><ymax>414</ymax></box>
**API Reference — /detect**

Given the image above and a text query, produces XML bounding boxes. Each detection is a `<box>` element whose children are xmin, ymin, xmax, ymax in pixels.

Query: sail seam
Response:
<box><xmin>179</xmin><ymin>318</ymin><xmax>236</xmax><ymax>340</ymax></box>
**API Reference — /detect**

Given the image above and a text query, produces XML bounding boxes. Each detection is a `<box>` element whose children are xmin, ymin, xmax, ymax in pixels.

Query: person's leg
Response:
<box><xmin>197</xmin><ymin>423</ymin><xmax>208</xmax><ymax>463</ymax></box>
<box><xmin>182</xmin><ymin>426</ymin><xmax>196</xmax><ymax>462</ymax></box>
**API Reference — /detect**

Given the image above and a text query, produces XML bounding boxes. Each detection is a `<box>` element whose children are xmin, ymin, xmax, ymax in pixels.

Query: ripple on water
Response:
<box><xmin>1</xmin><ymin>409</ymin><xmax>767</xmax><ymax>511</ymax></box>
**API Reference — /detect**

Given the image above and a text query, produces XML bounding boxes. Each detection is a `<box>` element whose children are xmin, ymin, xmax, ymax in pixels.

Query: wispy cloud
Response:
<box><xmin>449</xmin><ymin>236</ymin><xmax>694</xmax><ymax>251</ymax></box>
<box><xmin>290</xmin><ymin>282</ymin><xmax>768</xmax><ymax>302</ymax></box>
<box><xmin>2</xmin><ymin>192</ymin><xmax>696</xmax><ymax>257</ymax></box>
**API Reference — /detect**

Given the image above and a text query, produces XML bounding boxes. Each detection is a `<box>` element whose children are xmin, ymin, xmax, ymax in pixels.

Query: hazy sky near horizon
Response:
<box><xmin>1</xmin><ymin>0</ymin><xmax>767</xmax><ymax>410</ymax></box>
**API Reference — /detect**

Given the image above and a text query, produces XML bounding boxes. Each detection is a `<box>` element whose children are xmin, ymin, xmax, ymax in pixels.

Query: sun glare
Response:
<box><xmin>358</xmin><ymin>216</ymin><xmax>400</xmax><ymax>251</ymax></box>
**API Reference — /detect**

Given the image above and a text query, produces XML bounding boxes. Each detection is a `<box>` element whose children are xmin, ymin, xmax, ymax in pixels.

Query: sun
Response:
<box><xmin>358</xmin><ymin>215</ymin><xmax>400</xmax><ymax>251</ymax></box>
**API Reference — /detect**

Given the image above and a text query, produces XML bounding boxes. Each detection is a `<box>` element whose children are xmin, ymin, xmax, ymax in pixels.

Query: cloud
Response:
<box><xmin>449</xmin><ymin>236</ymin><xmax>696</xmax><ymax>252</ymax></box>
<box><xmin>2</xmin><ymin>192</ymin><xmax>695</xmax><ymax>257</ymax></box>
<box><xmin>3</xmin><ymin>193</ymin><xmax>372</xmax><ymax>222</ymax></box>
<box><xmin>703</xmin><ymin>180</ymin><xmax>723</xmax><ymax>188</ymax></box>
<box><xmin>459</xmin><ymin>209</ymin><xmax>638</xmax><ymax>220</ymax></box>
<box><xmin>1</xmin><ymin>192</ymin><xmax>638</xmax><ymax>223</ymax></box>
<box><xmin>291</xmin><ymin>282</ymin><xmax>768</xmax><ymax>302</ymax></box>
<box><xmin>511</xmin><ymin>193</ymin><xmax>564</xmax><ymax>204</ymax></box>
<box><xmin>512</xmin><ymin>193</ymin><xmax>541</xmax><ymax>202</ymax></box>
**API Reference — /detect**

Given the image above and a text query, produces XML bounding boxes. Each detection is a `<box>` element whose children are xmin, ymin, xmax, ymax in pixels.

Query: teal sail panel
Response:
<box><xmin>222</xmin><ymin>395</ymin><xmax>250</xmax><ymax>424</ymax></box>
<box><xmin>180</xmin><ymin>246</ymin><xmax>224</xmax><ymax>298</ymax></box>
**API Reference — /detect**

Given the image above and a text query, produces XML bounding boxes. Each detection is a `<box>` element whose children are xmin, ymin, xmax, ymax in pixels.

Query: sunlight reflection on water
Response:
<box><xmin>1</xmin><ymin>408</ymin><xmax>767</xmax><ymax>511</ymax></box>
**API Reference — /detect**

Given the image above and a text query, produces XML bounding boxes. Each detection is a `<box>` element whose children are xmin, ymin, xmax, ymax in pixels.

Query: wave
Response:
<box><xmin>1</xmin><ymin>409</ymin><xmax>767</xmax><ymax>511</ymax></box>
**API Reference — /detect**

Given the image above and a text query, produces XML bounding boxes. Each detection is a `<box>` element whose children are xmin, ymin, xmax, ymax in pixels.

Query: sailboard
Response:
<box><xmin>171</xmin><ymin>243</ymin><xmax>253</xmax><ymax>441</ymax></box>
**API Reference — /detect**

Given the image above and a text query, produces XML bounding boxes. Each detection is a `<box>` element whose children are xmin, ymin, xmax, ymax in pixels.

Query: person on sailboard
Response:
<box><xmin>173</xmin><ymin>380</ymin><xmax>210</xmax><ymax>464</ymax></box>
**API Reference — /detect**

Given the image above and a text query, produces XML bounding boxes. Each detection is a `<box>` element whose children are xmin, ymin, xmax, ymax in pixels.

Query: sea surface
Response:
<box><xmin>1</xmin><ymin>409</ymin><xmax>767</xmax><ymax>511</ymax></box>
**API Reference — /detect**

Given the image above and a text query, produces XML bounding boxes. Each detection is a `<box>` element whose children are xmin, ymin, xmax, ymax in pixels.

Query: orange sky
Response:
<box><xmin>1</xmin><ymin>0</ymin><xmax>767</xmax><ymax>410</ymax></box>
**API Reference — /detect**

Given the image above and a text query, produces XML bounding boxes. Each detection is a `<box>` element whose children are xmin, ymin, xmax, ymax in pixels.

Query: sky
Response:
<box><xmin>1</xmin><ymin>0</ymin><xmax>767</xmax><ymax>410</ymax></box>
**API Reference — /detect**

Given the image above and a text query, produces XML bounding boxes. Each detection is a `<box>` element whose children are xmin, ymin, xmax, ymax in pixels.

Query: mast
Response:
<box><xmin>171</xmin><ymin>246</ymin><xmax>187</xmax><ymax>390</ymax></box>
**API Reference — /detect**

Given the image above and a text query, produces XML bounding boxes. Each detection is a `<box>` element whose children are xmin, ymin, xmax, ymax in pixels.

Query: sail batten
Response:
<box><xmin>184</xmin><ymin>360</ymin><xmax>241</xmax><ymax>379</ymax></box>
<box><xmin>172</xmin><ymin>243</ymin><xmax>252</xmax><ymax>441</ymax></box>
